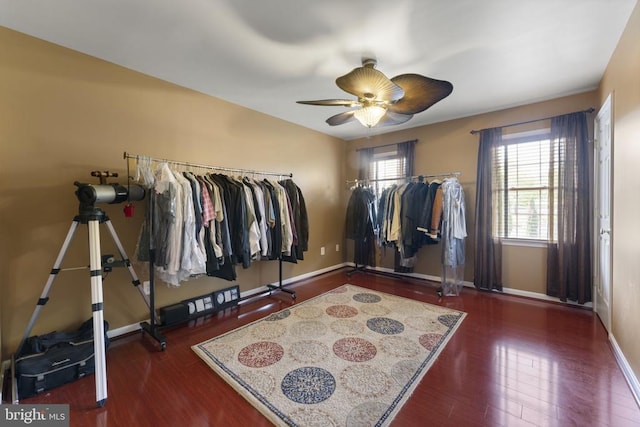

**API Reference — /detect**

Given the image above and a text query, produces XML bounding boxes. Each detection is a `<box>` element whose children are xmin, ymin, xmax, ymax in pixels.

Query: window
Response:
<box><xmin>358</xmin><ymin>141</ymin><xmax>414</xmax><ymax>200</ymax></box>
<box><xmin>493</xmin><ymin>129</ymin><xmax>557</xmax><ymax>241</ymax></box>
<box><xmin>367</xmin><ymin>148</ymin><xmax>407</xmax><ymax>199</ymax></box>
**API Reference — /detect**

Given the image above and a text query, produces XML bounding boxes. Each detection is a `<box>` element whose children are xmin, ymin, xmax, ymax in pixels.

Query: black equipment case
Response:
<box><xmin>14</xmin><ymin>318</ymin><xmax>109</xmax><ymax>399</ymax></box>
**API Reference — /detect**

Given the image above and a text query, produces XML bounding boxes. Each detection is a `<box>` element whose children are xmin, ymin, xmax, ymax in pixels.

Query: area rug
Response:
<box><xmin>192</xmin><ymin>284</ymin><xmax>466</xmax><ymax>426</ymax></box>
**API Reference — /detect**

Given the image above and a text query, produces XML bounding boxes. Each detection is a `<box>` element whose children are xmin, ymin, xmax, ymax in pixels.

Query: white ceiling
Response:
<box><xmin>1</xmin><ymin>0</ymin><xmax>636</xmax><ymax>140</ymax></box>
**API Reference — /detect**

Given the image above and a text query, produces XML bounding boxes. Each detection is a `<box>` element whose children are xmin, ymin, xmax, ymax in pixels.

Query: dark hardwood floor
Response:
<box><xmin>14</xmin><ymin>269</ymin><xmax>640</xmax><ymax>426</ymax></box>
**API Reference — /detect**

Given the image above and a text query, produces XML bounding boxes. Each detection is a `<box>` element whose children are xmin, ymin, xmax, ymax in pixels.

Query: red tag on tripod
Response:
<box><xmin>123</xmin><ymin>204</ymin><xmax>135</xmax><ymax>218</ymax></box>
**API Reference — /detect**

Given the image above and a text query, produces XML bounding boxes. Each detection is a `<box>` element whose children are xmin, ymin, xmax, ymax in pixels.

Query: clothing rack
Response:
<box><xmin>345</xmin><ymin>171</ymin><xmax>462</xmax><ymax>276</ymax></box>
<box><xmin>346</xmin><ymin>171</ymin><xmax>461</xmax><ymax>186</ymax></box>
<box><xmin>124</xmin><ymin>152</ymin><xmax>292</xmax><ymax>178</ymax></box>
<box><xmin>123</xmin><ymin>152</ymin><xmax>296</xmax><ymax>349</ymax></box>
<box><xmin>410</xmin><ymin>172</ymin><xmax>461</xmax><ymax>180</ymax></box>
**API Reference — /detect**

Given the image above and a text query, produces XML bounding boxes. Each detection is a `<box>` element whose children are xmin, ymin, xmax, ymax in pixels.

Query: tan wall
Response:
<box><xmin>0</xmin><ymin>27</ymin><xmax>346</xmax><ymax>359</ymax></box>
<box><xmin>598</xmin><ymin>1</ymin><xmax>640</xmax><ymax>387</ymax></box>
<box><xmin>346</xmin><ymin>91</ymin><xmax>597</xmax><ymax>294</ymax></box>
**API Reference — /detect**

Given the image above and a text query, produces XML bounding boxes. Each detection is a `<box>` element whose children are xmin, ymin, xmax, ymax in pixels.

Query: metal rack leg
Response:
<box><xmin>346</xmin><ymin>263</ymin><xmax>367</xmax><ymax>276</ymax></box>
<box><xmin>267</xmin><ymin>257</ymin><xmax>296</xmax><ymax>300</ymax></box>
<box><xmin>104</xmin><ymin>219</ymin><xmax>159</xmax><ymax>324</ymax></box>
<box><xmin>139</xmin><ymin>248</ymin><xmax>167</xmax><ymax>350</ymax></box>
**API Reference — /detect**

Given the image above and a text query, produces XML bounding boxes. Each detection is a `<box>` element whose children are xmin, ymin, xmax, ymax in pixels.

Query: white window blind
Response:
<box><xmin>368</xmin><ymin>148</ymin><xmax>407</xmax><ymax>199</ymax></box>
<box><xmin>493</xmin><ymin>129</ymin><xmax>558</xmax><ymax>241</ymax></box>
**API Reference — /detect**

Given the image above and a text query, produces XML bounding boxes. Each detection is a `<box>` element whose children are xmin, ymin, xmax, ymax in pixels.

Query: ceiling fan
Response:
<box><xmin>297</xmin><ymin>58</ymin><xmax>453</xmax><ymax>128</ymax></box>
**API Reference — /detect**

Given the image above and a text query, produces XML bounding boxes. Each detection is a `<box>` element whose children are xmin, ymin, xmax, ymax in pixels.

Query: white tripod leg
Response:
<box><xmin>15</xmin><ymin>220</ymin><xmax>80</xmax><ymax>357</ymax></box>
<box><xmin>88</xmin><ymin>219</ymin><xmax>108</xmax><ymax>407</ymax></box>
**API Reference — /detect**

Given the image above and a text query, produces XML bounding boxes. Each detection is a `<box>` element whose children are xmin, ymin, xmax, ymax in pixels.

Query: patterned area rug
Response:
<box><xmin>192</xmin><ymin>284</ymin><xmax>466</xmax><ymax>426</ymax></box>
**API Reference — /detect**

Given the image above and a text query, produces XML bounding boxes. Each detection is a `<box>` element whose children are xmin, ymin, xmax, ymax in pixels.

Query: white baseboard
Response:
<box><xmin>279</xmin><ymin>262</ymin><xmax>349</xmax><ymax>286</ymax></box>
<box><xmin>363</xmin><ymin>264</ymin><xmax>593</xmax><ymax>307</ymax></box>
<box><xmin>107</xmin><ymin>323</ymin><xmax>144</xmax><ymax>338</ymax></box>
<box><xmin>108</xmin><ymin>262</ymin><xmax>349</xmax><ymax>339</ymax></box>
<box><xmin>500</xmin><ymin>286</ymin><xmax>594</xmax><ymax>308</ymax></box>
<box><xmin>357</xmin><ymin>264</ymin><xmax>476</xmax><ymax>289</ymax></box>
<box><xmin>610</xmin><ymin>334</ymin><xmax>640</xmax><ymax>407</ymax></box>
<box><xmin>111</xmin><ymin>263</ymin><xmax>593</xmax><ymax>338</ymax></box>
<box><xmin>239</xmin><ymin>262</ymin><xmax>349</xmax><ymax>301</ymax></box>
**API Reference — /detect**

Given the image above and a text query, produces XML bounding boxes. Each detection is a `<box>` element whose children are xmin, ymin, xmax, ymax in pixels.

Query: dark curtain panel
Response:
<box><xmin>474</xmin><ymin>128</ymin><xmax>503</xmax><ymax>291</ymax></box>
<box><xmin>546</xmin><ymin>112</ymin><xmax>592</xmax><ymax>303</ymax></box>
<box><xmin>358</xmin><ymin>147</ymin><xmax>374</xmax><ymax>180</ymax></box>
<box><xmin>397</xmin><ymin>140</ymin><xmax>416</xmax><ymax>177</ymax></box>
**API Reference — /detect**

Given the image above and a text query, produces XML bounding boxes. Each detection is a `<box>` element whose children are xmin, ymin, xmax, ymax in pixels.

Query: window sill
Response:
<box><xmin>502</xmin><ymin>238</ymin><xmax>548</xmax><ymax>248</ymax></box>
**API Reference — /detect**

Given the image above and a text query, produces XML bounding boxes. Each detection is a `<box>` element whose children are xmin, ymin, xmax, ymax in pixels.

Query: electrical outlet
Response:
<box><xmin>320</xmin><ymin>246</ymin><xmax>325</xmax><ymax>256</ymax></box>
<box><xmin>336</xmin><ymin>244</ymin><xmax>340</xmax><ymax>252</ymax></box>
<box><xmin>143</xmin><ymin>280</ymin><xmax>150</xmax><ymax>295</ymax></box>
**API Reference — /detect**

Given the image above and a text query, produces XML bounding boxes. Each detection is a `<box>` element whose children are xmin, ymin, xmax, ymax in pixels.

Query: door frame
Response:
<box><xmin>593</xmin><ymin>92</ymin><xmax>613</xmax><ymax>333</ymax></box>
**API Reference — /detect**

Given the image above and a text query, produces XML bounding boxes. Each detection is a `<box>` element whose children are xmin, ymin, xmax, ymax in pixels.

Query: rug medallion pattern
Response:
<box><xmin>193</xmin><ymin>284</ymin><xmax>466</xmax><ymax>426</ymax></box>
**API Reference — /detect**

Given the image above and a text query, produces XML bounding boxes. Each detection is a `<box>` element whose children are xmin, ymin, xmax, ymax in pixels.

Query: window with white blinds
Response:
<box><xmin>368</xmin><ymin>148</ymin><xmax>407</xmax><ymax>199</ymax></box>
<box><xmin>493</xmin><ymin>129</ymin><xmax>558</xmax><ymax>241</ymax></box>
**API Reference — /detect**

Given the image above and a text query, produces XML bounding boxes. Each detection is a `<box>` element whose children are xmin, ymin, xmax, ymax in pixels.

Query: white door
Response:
<box><xmin>594</xmin><ymin>94</ymin><xmax>612</xmax><ymax>333</ymax></box>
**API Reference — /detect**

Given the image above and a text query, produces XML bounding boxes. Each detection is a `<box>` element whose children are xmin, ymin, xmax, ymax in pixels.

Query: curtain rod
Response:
<box><xmin>355</xmin><ymin>139</ymin><xmax>417</xmax><ymax>152</ymax></box>
<box><xmin>123</xmin><ymin>152</ymin><xmax>293</xmax><ymax>178</ymax></box>
<box><xmin>346</xmin><ymin>171</ymin><xmax>460</xmax><ymax>184</ymax></box>
<box><xmin>469</xmin><ymin>108</ymin><xmax>595</xmax><ymax>135</ymax></box>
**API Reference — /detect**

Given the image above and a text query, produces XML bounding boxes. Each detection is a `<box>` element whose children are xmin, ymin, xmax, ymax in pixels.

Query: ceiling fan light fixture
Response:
<box><xmin>297</xmin><ymin>58</ymin><xmax>453</xmax><ymax>129</ymax></box>
<box><xmin>354</xmin><ymin>105</ymin><xmax>386</xmax><ymax>128</ymax></box>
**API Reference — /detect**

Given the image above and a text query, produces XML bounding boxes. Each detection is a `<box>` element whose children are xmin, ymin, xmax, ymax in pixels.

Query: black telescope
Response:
<box><xmin>75</xmin><ymin>182</ymin><xmax>146</xmax><ymax>205</ymax></box>
<box><xmin>73</xmin><ymin>171</ymin><xmax>146</xmax><ymax>221</ymax></box>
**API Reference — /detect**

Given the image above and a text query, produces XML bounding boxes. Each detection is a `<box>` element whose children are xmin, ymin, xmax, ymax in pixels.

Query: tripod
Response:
<box><xmin>13</xmin><ymin>203</ymin><xmax>151</xmax><ymax>407</ymax></box>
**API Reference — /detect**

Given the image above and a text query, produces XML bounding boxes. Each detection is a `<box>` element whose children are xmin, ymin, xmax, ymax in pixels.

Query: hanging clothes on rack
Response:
<box><xmin>125</xmin><ymin>152</ymin><xmax>305</xmax><ymax>350</ymax></box>
<box><xmin>401</xmin><ymin>178</ymin><xmax>430</xmax><ymax>257</ymax></box>
<box><xmin>199</xmin><ymin>173</ymin><xmax>234</xmax><ymax>279</ymax></box>
<box><xmin>279</xmin><ymin>178</ymin><xmax>309</xmax><ymax>263</ymax></box>
<box><xmin>244</xmin><ymin>178</ymin><xmax>269</xmax><ymax>259</ymax></box>
<box><xmin>440</xmin><ymin>177</ymin><xmax>467</xmax><ymax>296</ymax></box>
<box><xmin>345</xmin><ymin>184</ymin><xmax>377</xmax><ymax>268</ymax></box>
<box><xmin>397</xmin><ymin>178</ymin><xmax>434</xmax><ymax>272</ymax></box>
<box><xmin>153</xmin><ymin>163</ymin><xmax>184</xmax><ymax>285</ymax></box>
<box><xmin>261</xmin><ymin>179</ymin><xmax>282</xmax><ymax>261</ymax></box>
<box><xmin>130</xmin><ymin>157</ymin><xmax>308</xmax><ymax>287</ymax></box>
<box><xmin>417</xmin><ymin>180</ymin><xmax>443</xmax><ymax>244</ymax></box>
<box><xmin>376</xmin><ymin>184</ymin><xmax>395</xmax><ymax>246</ymax></box>
<box><xmin>348</xmin><ymin>172</ymin><xmax>461</xmax><ymax>275</ymax></box>
<box><xmin>175</xmin><ymin>169</ymin><xmax>207</xmax><ymax>279</ymax></box>
<box><xmin>376</xmin><ymin>179</ymin><xmax>437</xmax><ymax>273</ymax></box>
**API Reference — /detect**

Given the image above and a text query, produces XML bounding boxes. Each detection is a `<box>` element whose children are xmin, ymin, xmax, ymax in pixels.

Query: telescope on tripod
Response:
<box><xmin>12</xmin><ymin>171</ymin><xmax>149</xmax><ymax>407</ymax></box>
<box><xmin>75</xmin><ymin>170</ymin><xmax>145</xmax><ymax>216</ymax></box>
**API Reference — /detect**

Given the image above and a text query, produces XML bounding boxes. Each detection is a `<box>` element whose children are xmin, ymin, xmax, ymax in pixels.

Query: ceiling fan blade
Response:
<box><xmin>296</xmin><ymin>99</ymin><xmax>359</xmax><ymax>107</ymax></box>
<box><xmin>336</xmin><ymin>66</ymin><xmax>404</xmax><ymax>102</ymax></box>
<box><xmin>378</xmin><ymin>110</ymin><xmax>414</xmax><ymax>127</ymax></box>
<box><xmin>388</xmin><ymin>74</ymin><xmax>453</xmax><ymax>115</ymax></box>
<box><xmin>326</xmin><ymin>111</ymin><xmax>357</xmax><ymax>126</ymax></box>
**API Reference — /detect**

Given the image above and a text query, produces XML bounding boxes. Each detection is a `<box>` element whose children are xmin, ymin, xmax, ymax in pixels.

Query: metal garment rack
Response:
<box><xmin>345</xmin><ymin>172</ymin><xmax>462</xmax><ymax>275</ymax></box>
<box><xmin>123</xmin><ymin>152</ymin><xmax>296</xmax><ymax>349</ymax></box>
<box><xmin>346</xmin><ymin>171</ymin><xmax>461</xmax><ymax>186</ymax></box>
